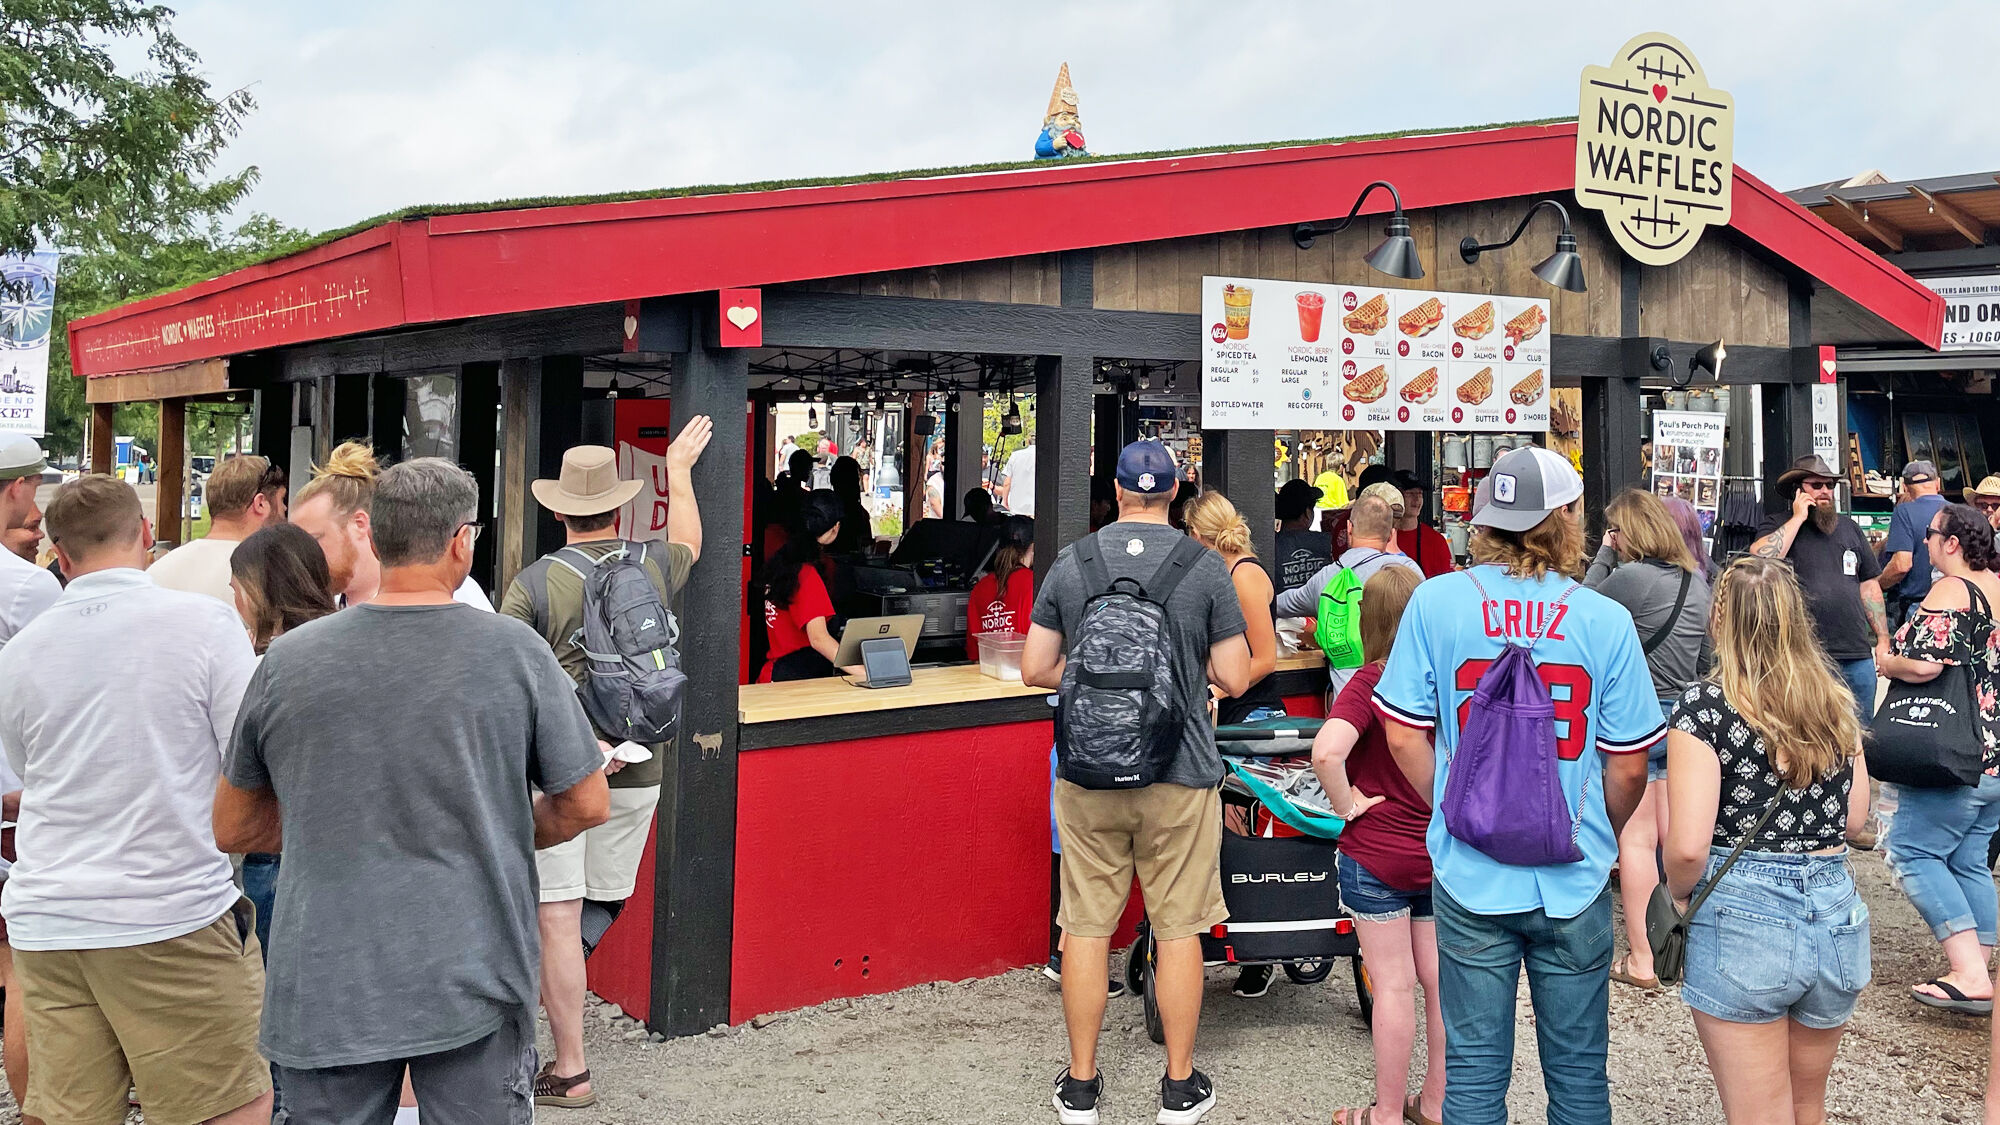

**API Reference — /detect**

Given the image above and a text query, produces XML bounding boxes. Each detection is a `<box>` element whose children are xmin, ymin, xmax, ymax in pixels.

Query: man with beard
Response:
<box><xmin>1751</xmin><ymin>455</ymin><xmax>1886</xmax><ymax>720</ymax></box>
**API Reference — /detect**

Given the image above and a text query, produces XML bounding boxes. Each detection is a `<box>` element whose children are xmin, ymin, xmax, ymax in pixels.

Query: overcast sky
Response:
<box><xmin>171</xmin><ymin>0</ymin><xmax>1998</xmax><ymax>234</ymax></box>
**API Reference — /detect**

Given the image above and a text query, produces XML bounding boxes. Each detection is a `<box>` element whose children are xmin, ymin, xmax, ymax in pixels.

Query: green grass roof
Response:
<box><xmin>287</xmin><ymin>115</ymin><xmax>1574</xmax><ymax>258</ymax></box>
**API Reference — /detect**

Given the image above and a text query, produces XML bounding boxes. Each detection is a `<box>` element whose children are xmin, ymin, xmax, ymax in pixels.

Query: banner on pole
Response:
<box><xmin>0</xmin><ymin>252</ymin><xmax>58</xmax><ymax>437</ymax></box>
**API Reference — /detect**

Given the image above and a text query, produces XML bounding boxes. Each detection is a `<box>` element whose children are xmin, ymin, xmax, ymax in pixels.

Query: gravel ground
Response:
<box><xmin>0</xmin><ymin>850</ymin><xmax>1987</xmax><ymax>1124</ymax></box>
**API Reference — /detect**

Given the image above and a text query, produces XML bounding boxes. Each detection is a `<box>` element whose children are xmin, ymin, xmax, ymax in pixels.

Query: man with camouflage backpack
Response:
<box><xmin>1024</xmin><ymin>441</ymin><xmax>1251</xmax><ymax>1125</ymax></box>
<box><xmin>498</xmin><ymin>419</ymin><xmax>711</xmax><ymax>1109</ymax></box>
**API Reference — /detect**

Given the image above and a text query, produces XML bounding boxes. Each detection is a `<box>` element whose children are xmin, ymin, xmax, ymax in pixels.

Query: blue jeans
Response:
<box><xmin>1839</xmin><ymin>657</ymin><xmax>1877</xmax><ymax>728</ymax></box>
<box><xmin>241</xmin><ymin>853</ymin><xmax>279</xmax><ymax>960</ymax></box>
<box><xmin>1886</xmin><ymin>772</ymin><xmax>2000</xmax><ymax>944</ymax></box>
<box><xmin>1682</xmin><ymin>850</ymin><xmax>1868</xmax><ymax>1029</ymax></box>
<box><xmin>1434</xmin><ymin>884</ymin><xmax>1613</xmax><ymax>1125</ymax></box>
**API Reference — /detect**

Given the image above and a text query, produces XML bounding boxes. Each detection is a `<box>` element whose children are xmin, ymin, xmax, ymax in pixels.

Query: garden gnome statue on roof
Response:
<box><xmin>1034</xmin><ymin>63</ymin><xmax>1087</xmax><ymax>159</ymax></box>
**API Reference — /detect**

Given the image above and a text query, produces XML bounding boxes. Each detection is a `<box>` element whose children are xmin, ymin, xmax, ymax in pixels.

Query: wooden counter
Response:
<box><xmin>1275</xmin><ymin>650</ymin><xmax>1327</xmax><ymax>674</ymax></box>
<box><xmin>739</xmin><ymin>663</ymin><xmax>1050</xmax><ymax>724</ymax></box>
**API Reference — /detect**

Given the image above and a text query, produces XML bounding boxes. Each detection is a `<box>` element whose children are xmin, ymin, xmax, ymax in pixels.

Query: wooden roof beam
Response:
<box><xmin>1827</xmin><ymin>194</ymin><xmax>1905</xmax><ymax>252</ymax></box>
<box><xmin>1911</xmin><ymin>185</ymin><xmax>1990</xmax><ymax>247</ymax></box>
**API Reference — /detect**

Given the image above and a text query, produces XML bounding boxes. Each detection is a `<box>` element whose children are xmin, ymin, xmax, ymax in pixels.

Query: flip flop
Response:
<box><xmin>1402</xmin><ymin>1094</ymin><xmax>1441</xmax><ymax>1125</ymax></box>
<box><xmin>1609</xmin><ymin>955</ymin><xmax>1663</xmax><ymax>992</ymax></box>
<box><xmin>1912</xmin><ymin>978</ymin><xmax>1994</xmax><ymax>1015</ymax></box>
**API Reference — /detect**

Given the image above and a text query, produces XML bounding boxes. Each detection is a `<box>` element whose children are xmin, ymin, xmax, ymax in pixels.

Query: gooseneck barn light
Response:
<box><xmin>1291</xmin><ymin>180</ymin><xmax>1425</xmax><ymax>281</ymax></box>
<box><xmin>1458</xmin><ymin>199</ymin><xmax>1588</xmax><ymax>293</ymax></box>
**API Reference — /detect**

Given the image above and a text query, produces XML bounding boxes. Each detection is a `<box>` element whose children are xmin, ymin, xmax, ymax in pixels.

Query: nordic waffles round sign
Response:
<box><xmin>1575</xmin><ymin>32</ymin><xmax>1735</xmax><ymax>267</ymax></box>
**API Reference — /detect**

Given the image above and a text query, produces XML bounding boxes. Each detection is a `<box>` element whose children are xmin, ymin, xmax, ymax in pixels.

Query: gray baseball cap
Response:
<box><xmin>1902</xmin><ymin>460</ymin><xmax>1939</xmax><ymax>484</ymax></box>
<box><xmin>0</xmin><ymin>434</ymin><xmax>47</xmax><ymax>481</ymax></box>
<box><xmin>1470</xmin><ymin>446</ymin><xmax>1584</xmax><ymax>533</ymax></box>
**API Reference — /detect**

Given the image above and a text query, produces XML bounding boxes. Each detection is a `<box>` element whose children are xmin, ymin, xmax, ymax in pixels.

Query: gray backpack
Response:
<box><xmin>523</xmin><ymin>541</ymin><xmax>686</xmax><ymax>744</ymax></box>
<box><xmin>1055</xmin><ymin>534</ymin><xmax>1204</xmax><ymax>789</ymax></box>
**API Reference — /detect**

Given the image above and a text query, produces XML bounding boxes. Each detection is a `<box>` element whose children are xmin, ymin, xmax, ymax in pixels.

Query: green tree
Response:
<box><xmin>0</xmin><ymin>0</ymin><xmax>254</xmax><ymax>260</ymax></box>
<box><xmin>43</xmin><ymin>213</ymin><xmax>309</xmax><ymax>461</ymax></box>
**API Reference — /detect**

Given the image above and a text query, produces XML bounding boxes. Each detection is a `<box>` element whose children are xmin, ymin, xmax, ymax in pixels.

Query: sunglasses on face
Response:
<box><xmin>1800</xmin><ymin>480</ymin><xmax>1834</xmax><ymax>492</ymax></box>
<box><xmin>1925</xmin><ymin>527</ymin><xmax>1954</xmax><ymax>542</ymax></box>
<box><xmin>1976</xmin><ymin>499</ymin><xmax>2000</xmax><ymax>513</ymax></box>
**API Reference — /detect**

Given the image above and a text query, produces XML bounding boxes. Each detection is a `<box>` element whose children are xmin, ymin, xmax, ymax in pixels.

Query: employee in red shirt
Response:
<box><xmin>1392</xmin><ymin>469</ymin><xmax>1453</xmax><ymax>578</ymax></box>
<box><xmin>966</xmin><ymin>515</ymin><xmax>1035</xmax><ymax>660</ymax></box>
<box><xmin>756</xmin><ymin>492</ymin><xmax>848</xmax><ymax>682</ymax></box>
<box><xmin>1310</xmin><ymin>564</ymin><xmax>1440</xmax><ymax>1125</ymax></box>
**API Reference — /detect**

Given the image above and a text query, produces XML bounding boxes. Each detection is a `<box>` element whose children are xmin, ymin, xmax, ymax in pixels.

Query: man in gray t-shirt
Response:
<box><xmin>217</xmin><ymin>459</ymin><xmax>608</xmax><ymax>1123</ymax></box>
<box><xmin>1023</xmin><ymin>441</ymin><xmax>1249</xmax><ymax>1125</ymax></box>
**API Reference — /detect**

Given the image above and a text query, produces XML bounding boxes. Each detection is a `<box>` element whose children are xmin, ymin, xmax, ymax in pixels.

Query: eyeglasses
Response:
<box><xmin>458</xmin><ymin>521</ymin><xmax>483</xmax><ymax>545</ymax></box>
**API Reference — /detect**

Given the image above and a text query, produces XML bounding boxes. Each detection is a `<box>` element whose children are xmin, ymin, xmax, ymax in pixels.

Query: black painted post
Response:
<box><xmin>948</xmin><ymin>391</ymin><xmax>982</xmax><ymax>518</ymax></box>
<box><xmin>1092</xmin><ymin>390</ymin><xmax>1120</xmax><ymax>483</ymax></box>
<box><xmin>1035</xmin><ymin>354</ymin><xmax>1094</xmax><ymax>580</ymax></box>
<box><xmin>1763</xmin><ymin>359</ymin><xmax>1817</xmax><ymax>507</ymax></box>
<box><xmin>652</xmin><ymin>311</ymin><xmax>747</xmax><ymax>1037</ymax></box>
<box><xmin>535</xmin><ymin>358</ymin><xmax>584</xmax><ymax>557</ymax></box>
<box><xmin>456</xmin><ymin>362</ymin><xmax>501</xmax><ymax>593</ymax></box>
<box><xmin>1202</xmin><ymin>429</ymin><xmax>1276</xmax><ymax>564</ymax></box>
<box><xmin>1580</xmin><ymin>342</ymin><xmax>1649</xmax><ymax>529</ymax></box>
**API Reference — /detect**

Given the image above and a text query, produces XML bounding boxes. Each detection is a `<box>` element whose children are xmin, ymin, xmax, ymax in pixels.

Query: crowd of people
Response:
<box><xmin>1021</xmin><ymin>438</ymin><xmax>2000</xmax><ymax>1125</ymax></box>
<box><xmin>0</xmin><ymin>418</ymin><xmax>710</xmax><ymax>1123</ymax></box>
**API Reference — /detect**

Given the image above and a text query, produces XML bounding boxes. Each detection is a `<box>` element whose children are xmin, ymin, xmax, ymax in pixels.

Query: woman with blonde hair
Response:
<box><xmin>1664</xmin><ymin>557</ymin><xmax>1873</xmax><ymax>1125</ymax></box>
<box><xmin>1586</xmin><ymin>488</ymin><xmax>1712</xmax><ymax>990</ymax></box>
<box><xmin>1183</xmin><ymin>489</ymin><xmax>1285</xmax><ymax>998</ymax></box>
<box><xmin>1313</xmin><ymin>565</ymin><xmax>1440</xmax><ymax>1125</ymax></box>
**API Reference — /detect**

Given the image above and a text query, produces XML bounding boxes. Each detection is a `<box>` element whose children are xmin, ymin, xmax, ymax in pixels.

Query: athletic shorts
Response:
<box><xmin>16</xmin><ymin>900</ymin><xmax>269</xmax><ymax>1125</ymax></box>
<box><xmin>535</xmin><ymin>785</ymin><xmax>661</xmax><ymax>902</ymax></box>
<box><xmin>1053</xmin><ymin>780</ymin><xmax>1227</xmax><ymax>942</ymax></box>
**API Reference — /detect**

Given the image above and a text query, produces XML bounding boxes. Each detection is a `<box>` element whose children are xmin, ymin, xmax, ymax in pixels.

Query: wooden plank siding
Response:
<box><xmin>1639</xmin><ymin>234</ymin><xmax>1790</xmax><ymax>348</ymax></box>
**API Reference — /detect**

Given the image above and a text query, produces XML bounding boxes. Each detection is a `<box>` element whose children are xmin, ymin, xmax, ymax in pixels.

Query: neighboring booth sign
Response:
<box><xmin>1651</xmin><ymin>410</ymin><xmax>1726</xmax><ymax>548</ymax></box>
<box><xmin>1923</xmin><ymin>275</ymin><xmax>2000</xmax><ymax>352</ymax></box>
<box><xmin>1811</xmin><ymin>385</ymin><xmax>1841</xmax><ymax>472</ymax></box>
<box><xmin>0</xmin><ymin>251</ymin><xmax>58</xmax><ymax>436</ymax></box>
<box><xmin>1575</xmin><ymin>33</ymin><xmax>1735</xmax><ymax>267</ymax></box>
<box><xmin>1200</xmin><ymin>275</ymin><xmax>1550</xmax><ymax>433</ymax></box>
<box><xmin>614</xmin><ymin>397</ymin><xmax>674</xmax><ymax>543</ymax></box>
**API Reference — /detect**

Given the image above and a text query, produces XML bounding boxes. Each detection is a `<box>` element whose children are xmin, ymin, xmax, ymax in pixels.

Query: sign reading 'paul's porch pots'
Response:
<box><xmin>1575</xmin><ymin>32</ymin><xmax>1735</xmax><ymax>267</ymax></box>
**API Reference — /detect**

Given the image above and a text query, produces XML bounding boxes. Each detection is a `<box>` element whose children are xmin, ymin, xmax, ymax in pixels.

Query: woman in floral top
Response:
<box><xmin>1876</xmin><ymin>502</ymin><xmax>2000</xmax><ymax>1015</ymax></box>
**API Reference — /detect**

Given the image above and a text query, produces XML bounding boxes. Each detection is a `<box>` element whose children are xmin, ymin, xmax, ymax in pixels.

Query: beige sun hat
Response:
<box><xmin>531</xmin><ymin>445</ymin><xmax>643</xmax><ymax>517</ymax></box>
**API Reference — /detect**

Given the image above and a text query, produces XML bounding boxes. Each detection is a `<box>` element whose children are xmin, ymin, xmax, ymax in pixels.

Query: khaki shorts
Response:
<box><xmin>1053</xmin><ymin>780</ymin><xmax>1227</xmax><ymax>941</ymax></box>
<box><xmin>17</xmin><ymin>900</ymin><xmax>269</xmax><ymax>1125</ymax></box>
<box><xmin>536</xmin><ymin>784</ymin><xmax>661</xmax><ymax>902</ymax></box>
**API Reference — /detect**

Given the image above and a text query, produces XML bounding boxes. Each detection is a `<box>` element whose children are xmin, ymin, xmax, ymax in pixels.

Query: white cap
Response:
<box><xmin>0</xmin><ymin>434</ymin><xmax>46</xmax><ymax>482</ymax></box>
<box><xmin>1470</xmin><ymin>446</ymin><xmax>1582</xmax><ymax>533</ymax></box>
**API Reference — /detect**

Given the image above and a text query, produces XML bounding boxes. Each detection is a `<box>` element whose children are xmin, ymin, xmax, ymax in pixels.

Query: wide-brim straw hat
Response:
<box><xmin>531</xmin><ymin>445</ymin><xmax>643</xmax><ymax>517</ymax></box>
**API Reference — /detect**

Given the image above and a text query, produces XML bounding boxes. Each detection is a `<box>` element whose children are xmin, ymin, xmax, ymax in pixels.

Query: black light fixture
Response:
<box><xmin>605</xmin><ymin>375</ymin><xmax>621</xmax><ymax>400</ymax></box>
<box><xmin>1292</xmin><ymin>180</ymin><xmax>1425</xmax><ymax>280</ymax></box>
<box><xmin>806</xmin><ymin>403</ymin><xmax>818</xmax><ymax>429</ymax></box>
<box><xmin>1656</xmin><ymin>338</ymin><xmax>1728</xmax><ymax>389</ymax></box>
<box><xmin>1458</xmin><ymin>199</ymin><xmax>1587</xmax><ymax>293</ymax></box>
<box><xmin>1002</xmin><ymin>396</ymin><xmax>1023</xmax><ymax>435</ymax></box>
<box><xmin>849</xmin><ymin>403</ymin><xmax>863</xmax><ymax>423</ymax></box>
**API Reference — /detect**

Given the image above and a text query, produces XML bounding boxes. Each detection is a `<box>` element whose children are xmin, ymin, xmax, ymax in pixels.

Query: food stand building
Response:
<box><xmin>68</xmin><ymin>120</ymin><xmax>1941</xmax><ymax>1036</ymax></box>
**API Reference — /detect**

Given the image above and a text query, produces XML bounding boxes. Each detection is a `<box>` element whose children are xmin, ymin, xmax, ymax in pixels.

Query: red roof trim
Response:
<box><xmin>68</xmin><ymin>122</ymin><xmax>1941</xmax><ymax>377</ymax></box>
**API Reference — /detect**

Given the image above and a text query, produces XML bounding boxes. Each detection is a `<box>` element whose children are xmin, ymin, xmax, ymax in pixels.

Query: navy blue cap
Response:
<box><xmin>1115</xmin><ymin>441</ymin><xmax>1178</xmax><ymax>494</ymax></box>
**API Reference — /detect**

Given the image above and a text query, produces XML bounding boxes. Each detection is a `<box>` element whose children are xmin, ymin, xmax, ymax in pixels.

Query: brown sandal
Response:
<box><xmin>1332</xmin><ymin>1107</ymin><xmax>1380</xmax><ymax>1125</ymax></box>
<box><xmin>1610</xmin><ymin>954</ymin><xmax>1663</xmax><ymax>992</ymax></box>
<box><xmin>1403</xmin><ymin>1094</ymin><xmax>1441</xmax><ymax>1125</ymax></box>
<box><xmin>534</xmin><ymin>1061</ymin><xmax>597</xmax><ymax>1108</ymax></box>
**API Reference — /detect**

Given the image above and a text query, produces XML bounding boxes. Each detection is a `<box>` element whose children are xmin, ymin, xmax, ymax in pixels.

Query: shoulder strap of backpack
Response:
<box><xmin>1643</xmin><ymin>569</ymin><xmax>1695</xmax><ymax>656</ymax></box>
<box><xmin>518</xmin><ymin>556</ymin><xmax>557</xmax><ymax>630</ymax></box>
<box><xmin>1075</xmin><ymin>533</ymin><xmax>1113</xmax><ymax>595</ymax></box>
<box><xmin>1145</xmin><ymin>536</ymin><xmax>1208</xmax><ymax>605</ymax></box>
<box><xmin>1963</xmin><ymin>575</ymin><xmax>1993</xmax><ymax>621</ymax></box>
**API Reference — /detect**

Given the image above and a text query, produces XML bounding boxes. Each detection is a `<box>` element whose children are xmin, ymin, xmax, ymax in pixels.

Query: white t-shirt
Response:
<box><xmin>146</xmin><ymin>536</ymin><xmax>240</xmax><ymax>604</ymax></box>
<box><xmin>0</xmin><ymin>568</ymin><xmax>257</xmax><ymax>950</ymax></box>
<box><xmin>454</xmin><ymin>576</ymin><xmax>493</xmax><ymax>610</ymax></box>
<box><xmin>1002</xmin><ymin>446</ymin><xmax>1037</xmax><ymax>517</ymax></box>
<box><xmin>0</xmin><ymin>545</ymin><xmax>59</xmax><ymax>647</ymax></box>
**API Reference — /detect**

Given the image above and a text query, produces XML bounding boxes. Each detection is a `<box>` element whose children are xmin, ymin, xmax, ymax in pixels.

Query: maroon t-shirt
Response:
<box><xmin>1326</xmin><ymin>663</ymin><xmax>1434</xmax><ymax>891</ymax></box>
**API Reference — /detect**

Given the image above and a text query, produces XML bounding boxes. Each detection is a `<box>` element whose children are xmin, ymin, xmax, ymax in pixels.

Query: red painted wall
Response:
<box><xmin>586</xmin><ymin>824</ymin><xmax>659</xmax><ymax>1023</ymax></box>
<box><xmin>730</xmin><ymin>719</ymin><xmax>1055</xmax><ymax>1025</ymax></box>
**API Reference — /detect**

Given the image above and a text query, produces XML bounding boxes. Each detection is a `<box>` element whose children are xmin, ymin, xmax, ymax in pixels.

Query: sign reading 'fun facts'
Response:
<box><xmin>1575</xmin><ymin>33</ymin><xmax>1735</xmax><ymax>267</ymax></box>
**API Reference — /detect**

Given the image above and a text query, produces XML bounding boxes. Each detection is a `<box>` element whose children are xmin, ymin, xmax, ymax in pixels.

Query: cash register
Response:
<box><xmin>839</xmin><ymin>519</ymin><xmax>1000</xmax><ymax>660</ymax></box>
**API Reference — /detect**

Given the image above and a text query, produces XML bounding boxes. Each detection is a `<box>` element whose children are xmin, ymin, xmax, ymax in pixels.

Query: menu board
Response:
<box><xmin>1651</xmin><ymin>410</ymin><xmax>1726</xmax><ymax>549</ymax></box>
<box><xmin>1201</xmin><ymin>276</ymin><xmax>1551</xmax><ymax>432</ymax></box>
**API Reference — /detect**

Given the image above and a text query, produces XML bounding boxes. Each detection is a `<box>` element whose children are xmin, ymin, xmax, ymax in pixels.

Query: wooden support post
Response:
<box><xmin>1034</xmin><ymin>354</ymin><xmax>1093</xmax><ymax>582</ymax></box>
<box><xmin>90</xmin><ymin>402</ymin><xmax>114</xmax><ymax>475</ymax></box>
<box><xmin>1092</xmin><ymin>390</ymin><xmax>1121</xmax><ymax>483</ymax></box>
<box><xmin>1202</xmin><ymin>428</ymin><xmax>1276</xmax><ymax>564</ymax></box>
<box><xmin>457</xmin><ymin>363</ymin><xmax>501</xmax><ymax>594</ymax></box>
<box><xmin>651</xmin><ymin>318</ymin><xmax>747</xmax><ymax>1037</ymax></box>
<box><xmin>495</xmin><ymin>358</ymin><xmax>544</xmax><ymax>593</ymax></box>
<box><xmin>157</xmin><ymin>401</ymin><xmax>185</xmax><ymax>544</ymax></box>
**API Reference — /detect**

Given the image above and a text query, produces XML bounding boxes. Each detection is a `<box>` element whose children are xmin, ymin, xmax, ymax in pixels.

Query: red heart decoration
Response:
<box><xmin>1652</xmin><ymin>84</ymin><xmax>1668</xmax><ymax>103</ymax></box>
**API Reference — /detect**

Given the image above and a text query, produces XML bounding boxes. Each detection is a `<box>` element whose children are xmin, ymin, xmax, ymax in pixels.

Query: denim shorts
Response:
<box><xmin>1681</xmin><ymin>850</ymin><xmax>1869</xmax><ymax>1030</ymax></box>
<box><xmin>1338</xmin><ymin>852</ymin><xmax>1433</xmax><ymax>923</ymax></box>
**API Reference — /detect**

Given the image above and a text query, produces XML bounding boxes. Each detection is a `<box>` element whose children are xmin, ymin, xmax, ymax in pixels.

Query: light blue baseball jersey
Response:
<box><xmin>1373</xmin><ymin>565</ymin><xmax>1667</xmax><ymax>918</ymax></box>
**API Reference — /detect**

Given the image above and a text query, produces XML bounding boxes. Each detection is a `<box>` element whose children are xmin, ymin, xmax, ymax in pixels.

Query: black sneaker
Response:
<box><xmin>1052</xmin><ymin>1067</ymin><xmax>1102</xmax><ymax>1125</ymax></box>
<box><xmin>1045</xmin><ymin>951</ymin><xmax>1129</xmax><ymax>999</ymax></box>
<box><xmin>1231</xmin><ymin>964</ymin><xmax>1273</xmax><ymax>998</ymax></box>
<box><xmin>1157</xmin><ymin>1068</ymin><xmax>1215</xmax><ymax>1125</ymax></box>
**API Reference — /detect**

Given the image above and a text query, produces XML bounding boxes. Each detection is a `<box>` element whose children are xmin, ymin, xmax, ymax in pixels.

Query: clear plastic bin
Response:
<box><xmin>977</xmin><ymin>634</ymin><xmax>1028</xmax><ymax>682</ymax></box>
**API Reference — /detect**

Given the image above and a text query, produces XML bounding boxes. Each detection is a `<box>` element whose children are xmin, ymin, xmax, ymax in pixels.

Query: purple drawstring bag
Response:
<box><xmin>1439</xmin><ymin>573</ymin><xmax>1586</xmax><ymax>867</ymax></box>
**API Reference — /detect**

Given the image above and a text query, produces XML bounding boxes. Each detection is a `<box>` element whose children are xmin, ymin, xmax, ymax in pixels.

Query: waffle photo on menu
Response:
<box><xmin>1457</xmin><ymin>366</ymin><xmax>1493</xmax><ymax>405</ymax></box>
<box><xmin>1400</xmin><ymin>367</ymin><xmax>1439</xmax><ymax>404</ymax></box>
<box><xmin>1344</xmin><ymin>365</ymin><xmax>1389</xmax><ymax>403</ymax></box>
<box><xmin>1343</xmin><ymin>293</ymin><xmax>1389</xmax><ymax>335</ymax></box>
<box><xmin>1452</xmin><ymin>301</ymin><xmax>1494</xmax><ymax>340</ymax></box>
<box><xmin>1398</xmin><ymin>297</ymin><xmax>1444</xmax><ymax>338</ymax></box>
<box><xmin>1504</xmin><ymin>304</ymin><xmax>1547</xmax><ymax>345</ymax></box>
<box><xmin>1509</xmin><ymin>368</ymin><xmax>1545</xmax><ymax>405</ymax></box>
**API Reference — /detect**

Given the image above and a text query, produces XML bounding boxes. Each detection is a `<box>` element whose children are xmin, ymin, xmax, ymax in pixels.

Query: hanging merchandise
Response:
<box><xmin>1651</xmin><ymin>410</ymin><xmax>1727</xmax><ymax>551</ymax></box>
<box><xmin>1201</xmin><ymin>274</ymin><xmax>1549</xmax><ymax>433</ymax></box>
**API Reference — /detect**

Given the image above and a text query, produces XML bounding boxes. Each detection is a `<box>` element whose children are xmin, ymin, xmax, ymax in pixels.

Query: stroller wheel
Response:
<box><xmin>1352</xmin><ymin>957</ymin><xmax>1375</xmax><ymax>1028</ymax></box>
<box><xmin>1139</xmin><ymin>930</ymin><xmax>1165</xmax><ymax>1045</ymax></box>
<box><xmin>1284</xmin><ymin>959</ymin><xmax>1334</xmax><ymax>985</ymax></box>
